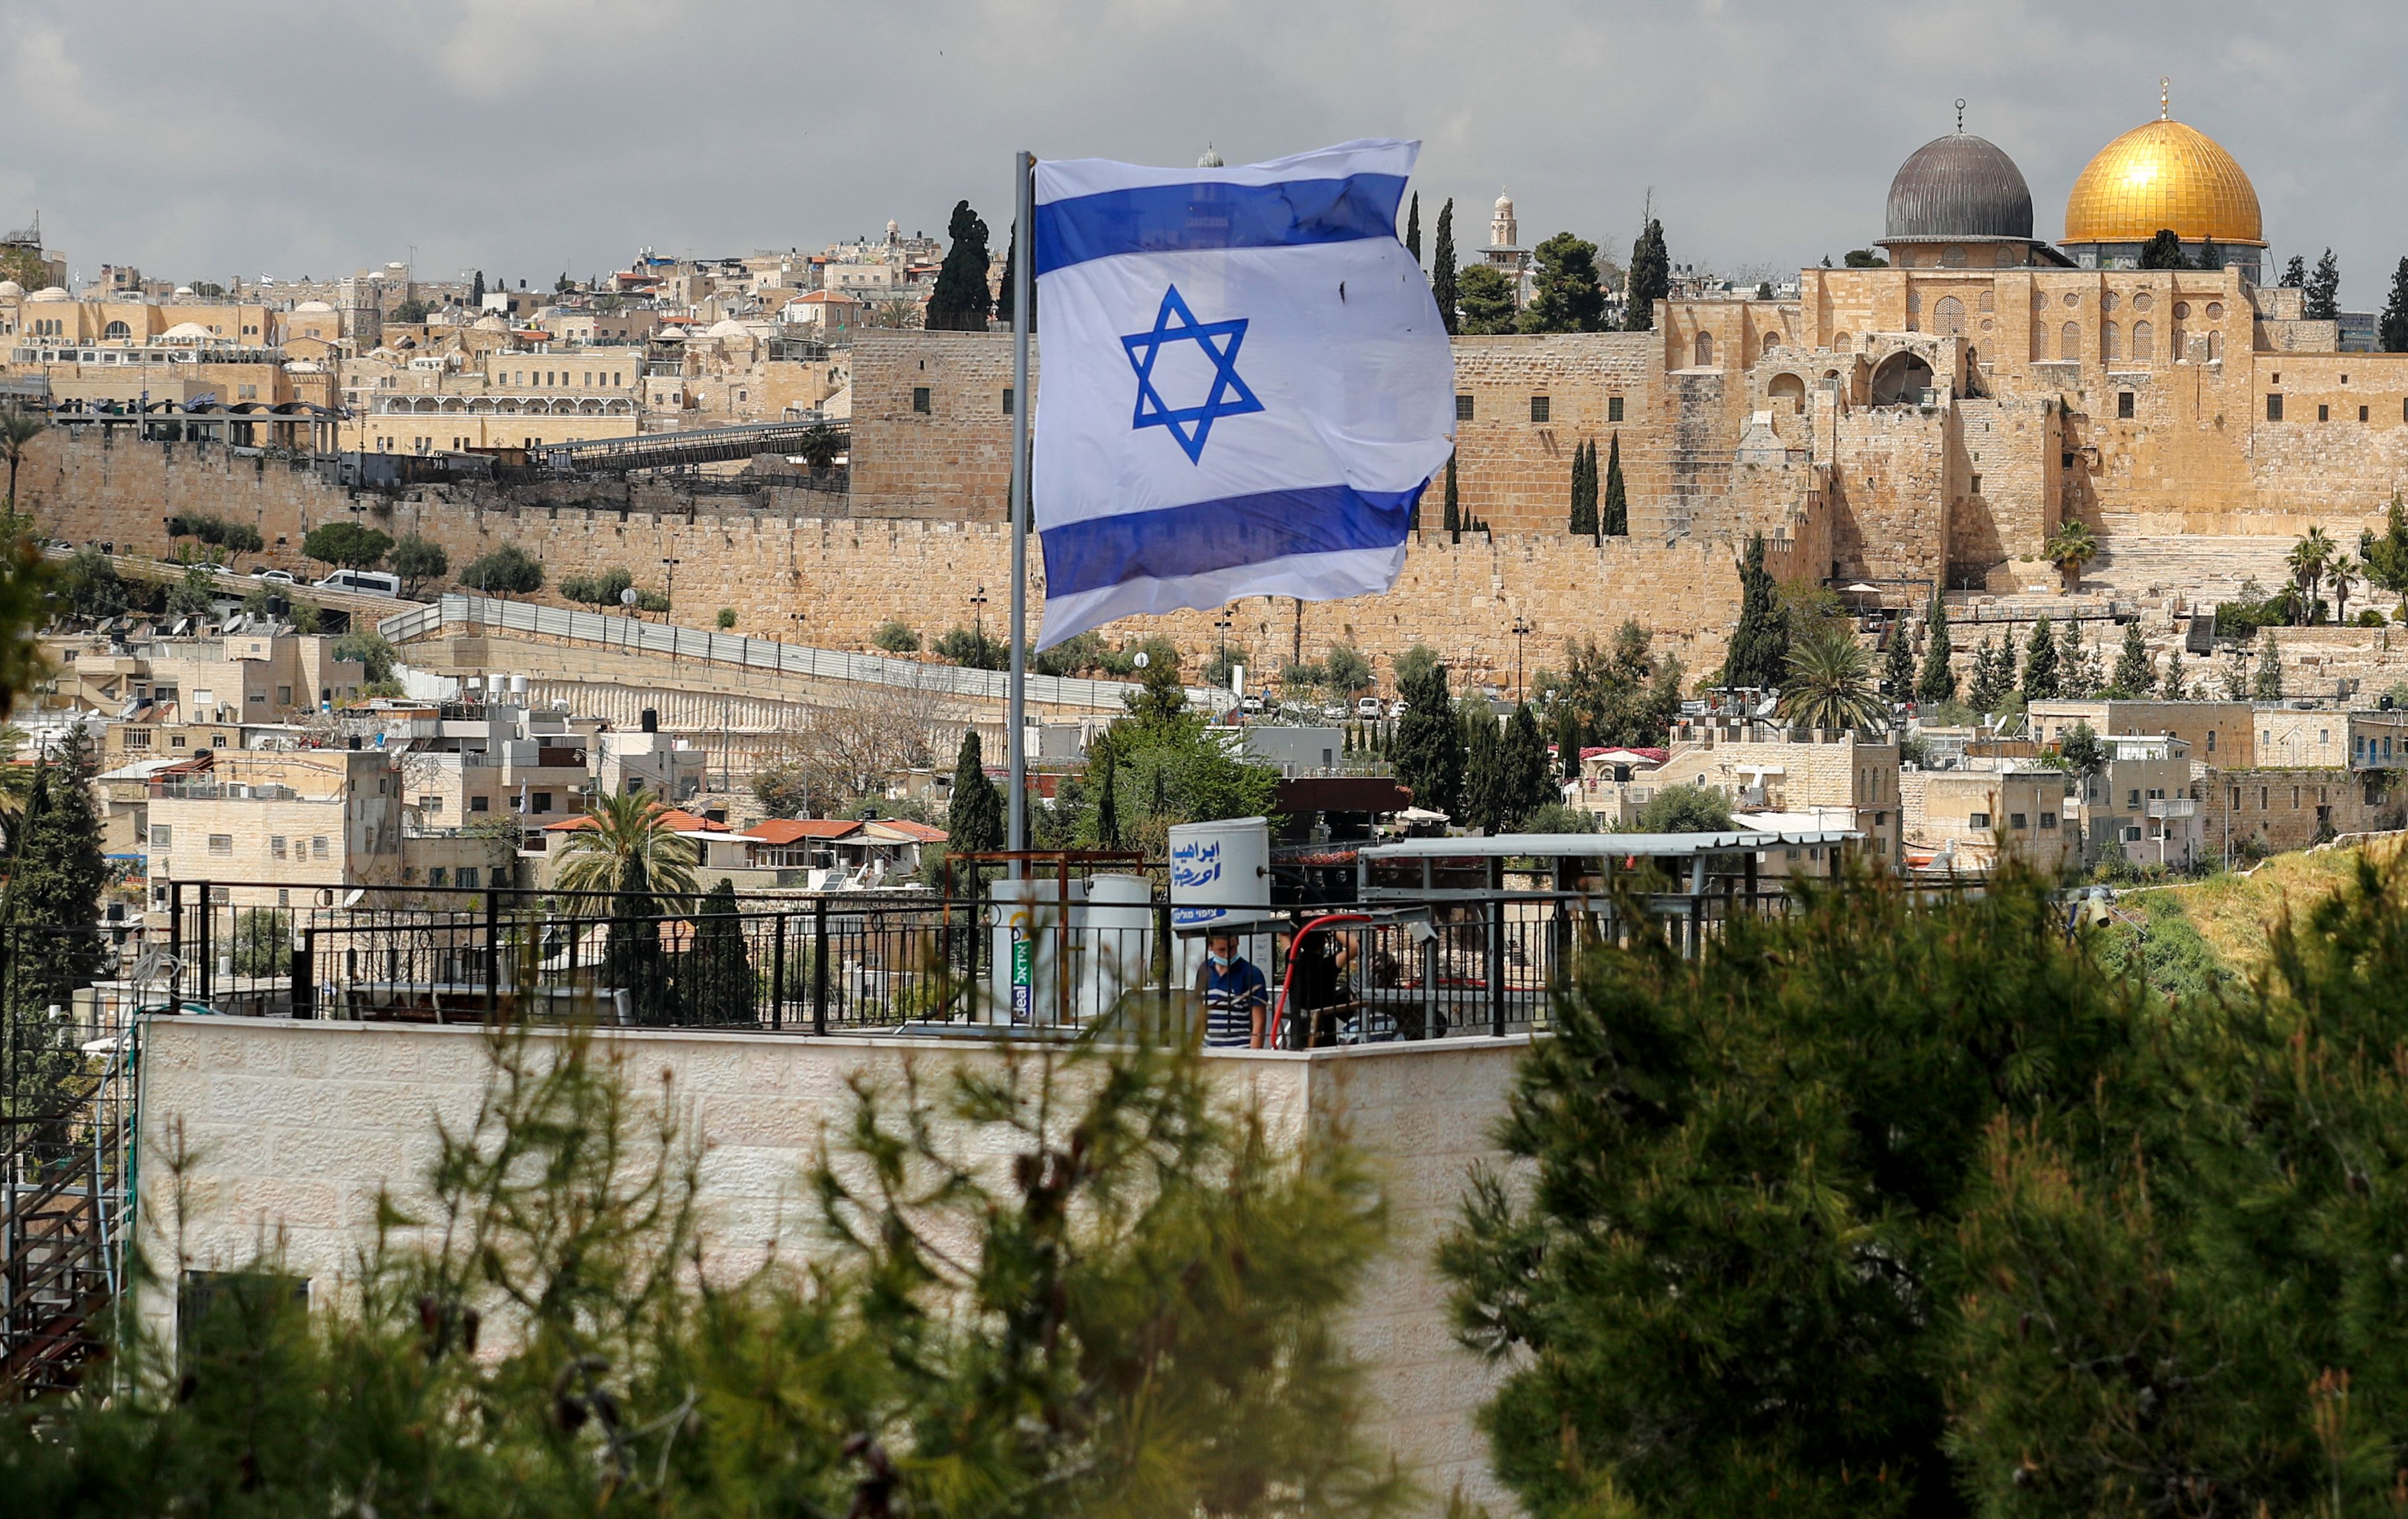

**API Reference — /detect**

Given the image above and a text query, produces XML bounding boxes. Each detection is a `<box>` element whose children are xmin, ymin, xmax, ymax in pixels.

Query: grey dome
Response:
<box><xmin>1883</xmin><ymin>133</ymin><xmax>2033</xmax><ymax>241</ymax></box>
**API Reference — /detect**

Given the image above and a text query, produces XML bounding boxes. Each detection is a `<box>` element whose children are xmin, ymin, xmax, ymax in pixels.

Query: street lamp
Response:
<box><xmin>1510</xmin><ymin>616</ymin><xmax>1534</xmax><ymax>700</ymax></box>
<box><xmin>969</xmin><ymin>585</ymin><xmax>988</xmax><ymax>647</ymax></box>
<box><xmin>659</xmin><ymin>557</ymin><xmax>679</xmax><ymax>616</ymax></box>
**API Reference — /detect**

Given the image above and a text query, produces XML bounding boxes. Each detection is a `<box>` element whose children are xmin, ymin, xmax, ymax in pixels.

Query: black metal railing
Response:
<box><xmin>140</xmin><ymin>880</ymin><xmax>1807</xmax><ymax>1047</ymax></box>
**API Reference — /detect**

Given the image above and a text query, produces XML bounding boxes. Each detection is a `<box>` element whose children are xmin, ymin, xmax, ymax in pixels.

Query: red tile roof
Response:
<box><xmin>868</xmin><ymin>819</ymin><xmax>947</xmax><ymax>842</ymax></box>
<box><xmin>742</xmin><ymin>818</ymin><xmax>863</xmax><ymax>844</ymax></box>
<box><xmin>544</xmin><ymin>807</ymin><xmax>730</xmax><ymax>834</ymax></box>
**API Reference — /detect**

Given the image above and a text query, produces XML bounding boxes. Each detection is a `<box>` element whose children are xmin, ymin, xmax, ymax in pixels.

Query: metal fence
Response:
<box><xmin>141</xmin><ymin>880</ymin><xmax>1807</xmax><ymax>1047</ymax></box>
<box><xmin>378</xmin><ymin>596</ymin><xmax>1218</xmax><ymax>714</ymax></box>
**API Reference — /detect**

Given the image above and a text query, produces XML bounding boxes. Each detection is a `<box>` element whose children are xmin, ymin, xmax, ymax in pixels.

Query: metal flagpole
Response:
<box><xmin>1006</xmin><ymin>150</ymin><xmax>1034</xmax><ymax>871</ymax></box>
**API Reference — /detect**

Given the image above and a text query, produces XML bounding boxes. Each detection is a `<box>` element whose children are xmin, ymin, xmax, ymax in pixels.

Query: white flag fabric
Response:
<box><xmin>1030</xmin><ymin>139</ymin><xmax>1455</xmax><ymax>649</ymax></box>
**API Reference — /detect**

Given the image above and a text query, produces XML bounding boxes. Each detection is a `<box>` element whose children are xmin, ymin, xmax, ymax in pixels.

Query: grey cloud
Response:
<box><xmin>1</xmin><ymin>0</ymin><xmax>2397</xmax><ymax>304</ymax></box>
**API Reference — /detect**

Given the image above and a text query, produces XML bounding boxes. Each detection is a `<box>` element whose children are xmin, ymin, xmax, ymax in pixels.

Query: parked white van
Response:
<box><xmin>311</xmin><ymin>569</ymin><xmax>403</xmax><ymax>598</ymax></box>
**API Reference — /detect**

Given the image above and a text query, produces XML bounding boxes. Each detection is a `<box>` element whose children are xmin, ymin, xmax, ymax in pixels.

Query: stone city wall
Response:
<box><xmin>16</xmin><ymin>429</ymin><xmax>1812</xmax><ymax>690</ymax></box>
<box><xmin>134</xmin><ymin>1015</ymin><xmax>1525</xmax><ymax>1515</ymax></box>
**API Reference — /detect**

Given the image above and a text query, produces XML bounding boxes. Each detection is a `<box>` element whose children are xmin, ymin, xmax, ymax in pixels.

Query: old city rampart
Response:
<box><xmin>15</xmin><ymin>428</ymin><xmax>1813</xmax><ymax>687</ymax></box>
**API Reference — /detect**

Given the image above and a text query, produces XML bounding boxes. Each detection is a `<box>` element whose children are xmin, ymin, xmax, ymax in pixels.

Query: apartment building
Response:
<box><xmin>1901</xmin><ymin>762</ymin><xmax>2074</xmax><ymax>875</ymax></box>
<box><xmin>1570</xmin><ymin>720</ymin><xmax>1903</xmax><ymax>865</ymax></box>
<box><xmin>50</xmin><ymin>629</ymin><xmax>373</xmax><ymax>737</ymax></box>
<box><xmin>2070</xmin><ymin>735</ymin><xmax>2204</xmax><ymax>870</ymax></box>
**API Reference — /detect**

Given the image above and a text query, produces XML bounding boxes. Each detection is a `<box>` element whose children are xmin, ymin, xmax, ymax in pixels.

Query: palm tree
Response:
<box><xmin>2042</xmin><ymin>519</ymin><xmax>2100</xmax><ymax>594</ymax></box>
<box><xmin>2328</xmin><ymin>552</ymin><xmax>2360</xmax><ymax>624</ymax></box>
<box><xmin>1776</xmin><ymin>624</ymin><xmax>1887</xmax><ymax>732</ymax></box>
<box><xmin>2288</xmin><ymin>525</ymin><xmax>2336</xmax><ymax>624</ymax></box>
<box><xmin>0</xmin><ymin>409</ymin><xmax>43</xmax><ymax>510</ymax></box>
<box><xmin>553</xmin><ymin>789</ymin><xmax>699</xmax><ymax>1020</ymax></box>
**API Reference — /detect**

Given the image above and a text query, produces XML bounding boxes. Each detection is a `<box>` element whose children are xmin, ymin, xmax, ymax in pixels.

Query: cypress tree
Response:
<box><xmin>945</xmin><ymin>730</ymin><xmax>1003</xmax><ymax>868</ymax></box>
<box><xmin>1601</xmin><ymin>432</ymin><xmax>1628</xmax><ymax>536</ymax></box>
<box><xmin>995</xmin><ymin>217</ymin><xmax>1033</xmax><ymax>331</ymax></box>
<box><xmin>1392</xmin><ymin>661</ymin><xmax>1465</xmax><ymax>817</ymax></box>
<box><xmin>1883</xmin><ymin>619</ymin><xmax>1916</xmax><ymax>700</ymax></box>
<box><xmin>1404</xmin><ymin>192</ymin><xmax>1421</xmax><ymax>265</ymax></box>
<box><xmin>2252</xmin><ymin>626</ymin><xmax>2284</xmax><ymax>700</ymax></box>
<box><xmin>1555</xmin><ymin>704</ymin><xmax>1585</xmax><ymax>783</ymax></box>
<box><xmin>1568</xmin><ymin>440</ymin><xmax>1597</xmax><ymax>536</ymax></box>
<box><xmin>1916</xmin><ymin>595</ymin><xmax>1957</xmax><ymax>704</ymax></box>
<box><xmin>1623</xmin><ymin>217</ymin><xmax>1668</xmax><ymax>332</ymax></box>
<box><xmin>8</xmin><ymin>724</ymin><xmax>108</xmax><ymax>1103</ymax></box>
<box><xmin>2021</xmin><ymin>617</ymin><xmax>2060</xmax><ymax>702</ymax></box>
<box><xmin>1721</xmin><ymin>531</ymin><xmax>1788</xmax><ymax>690</ymax></box>
<box><xmin>1093</xmin><ymin>742</ymin><xmax>1120</xmax><ymax>849</ymax></box>
<box><xmin>470</xmin><ymin>269</ymin><xmax>486</xmax><ymax>306</ymax></box>
<box><xmin>1459</xmin><ymin>713</ymin><xmax>1503</xmax><ymax>834</ymax></box>
<box><xmin>685</xmin><ymin>878</ymin><xmax>754</xmax><ymax>1027</ymax></box>
<box><xmin>2112</xmin><ymin>620</ymin><xmax>2157</xmax><ymax>696</ymax></box>
<box><xmin>925</xmin><ymin>200</ymin><xmax>994</xmax><ymax>332</ymax></box>
<box><xmin>1432</xmin><ymin>199</ymin><xmax>1458</xmax><ymax>335</ymax></box>
<box><xmin>2381</xmin><ymin>257</ymin><xmax>2408</xmax><ymax>354</ymax></box>
<box><xmin>2307</xmin><ymin>248</ymin><xmax>2342</xmax><ymax>322</ymax></box>
<box><xmin>1499</xmin><ymin>702</ymin><xmax>1554</xmax><ymax>830</ymax></box>
<box><xmin>1443</xmin><ymin>454</ymin><xmax>1460</xmax><ymax>540</ymax></box>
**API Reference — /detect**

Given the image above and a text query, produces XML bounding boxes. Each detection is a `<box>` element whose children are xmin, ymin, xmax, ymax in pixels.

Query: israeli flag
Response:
<box><xmin>1030</xmin><ymin>140</ymin><xmax>1454</xmax><ymax>649</ymax></box>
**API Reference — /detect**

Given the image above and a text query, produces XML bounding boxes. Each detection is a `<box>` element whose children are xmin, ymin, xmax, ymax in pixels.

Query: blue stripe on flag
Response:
<box><xmin>1034</xmin><ymin>174</ymin><xmax>1409</xmax><ymax>276</ymax></box>
<box><xmin>1040</xmin><ymin>482</ymin><xmax>1422</xmax><ymax>596</ymax></box>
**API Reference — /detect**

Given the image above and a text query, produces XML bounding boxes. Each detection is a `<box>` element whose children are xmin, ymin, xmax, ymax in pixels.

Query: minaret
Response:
<box><xmin>1491</xmin><ymin>193</ymin><xmax>1517</xmax><ymax>250</ymax></box>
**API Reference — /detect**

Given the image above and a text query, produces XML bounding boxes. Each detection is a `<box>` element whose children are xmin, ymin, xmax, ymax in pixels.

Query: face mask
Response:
<box><xmin>1209</xmin><ymin>951</ymin><xmax>1232</xmax><ymax>969</ymax></box>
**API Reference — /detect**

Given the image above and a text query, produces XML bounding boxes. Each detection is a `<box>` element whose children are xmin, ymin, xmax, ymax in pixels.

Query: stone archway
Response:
<box><xmin>1870</xmin><ymin>352</ymin><xmax>1934</xmax><ymax>406</ymax></box>
<box><xmin>1768</xmin><ymin>372</ymin><xmax>1807</xmax><ymax>413</ymax></box>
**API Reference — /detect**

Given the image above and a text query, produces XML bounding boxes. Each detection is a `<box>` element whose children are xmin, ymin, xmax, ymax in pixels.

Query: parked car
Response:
<box><xmin>311</xmin><ymin>568</ymin><xmax>402</xmax><ymax>597</ymax></box>
<box><xmin>1355</xmin><ymin>696</ymin><xmax>1382</xmax><ymax>718</ymax></box>
<box><xmin>250</xmin><ymin>567</ymin><xmax>297</xmax><ymax>584</ymax></box>
<box><xmin>1240</xmin><ymin>696</ymin><xmax>1264</xmax><ymax>714</ymax></box>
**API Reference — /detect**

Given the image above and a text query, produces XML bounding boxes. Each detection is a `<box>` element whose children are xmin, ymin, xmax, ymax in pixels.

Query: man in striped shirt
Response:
<box><xmin>1196</xmin><ymin>933</ymin><xmax>1268</xmax><ymax>1049</ymax></box>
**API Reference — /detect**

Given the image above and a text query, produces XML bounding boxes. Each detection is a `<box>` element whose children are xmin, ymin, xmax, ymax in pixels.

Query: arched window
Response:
<box><xmin>2060</xmin><ymin>322</ymin><xmax>2080</xmax><ymax>361</ymax></box>
<box><xmin>2133</xmin><ymin>320</ymin><xmax>2155</xmax><ymax>360</ymax></box>
<box><xmin>2208</xmin><ymin>331</ymin><xmax>2223</xmax><ymax>362</ymax></box>
<box><xmin>1831</xmin><ymin>330</ymin><xmax>1851</xmax><ymax>352</ymax></box>
<box><xmin>2102</xmin><ymin>322</ymin><xmax>2121</xmax><ymax>361</ymax></box>
<box><xmin>1977</xmin><ymin>290</ymin><xmax>1995</xmax><ymax>313</ymax></box>
<box><xmin>1995</xmin><ymin>245</ymin><xmax>2019</xmax><ymax>267</ymax></box>
<box><xmin>1934</xmin><ymin>296</ymin><xmax>1966</xmax><ymax>336</ymax></box>
<box><xmin>1768</xmin><ymin>373</ymin><xmax>1807</xmax><ymax>413</ymax></box>
<box><xmin>103</xmin><ymin>320</ymin><xmax>130</xmax><ymax>340</ymax></box>
<box><xmin>1695</xmin><ymin>330</ymin><xmax>1715</xmax><ymax>367</ymax></box>
<box><xmin>1759</xmin><ymin>333</ymin><xmax>1781</xmax><ymax>360</ymax></box>
<box><xmin>2171</xmin><ymin>326</ymin><xmax>2186</xmax><ymax>361</ymax></box>
<box><xmin>1942</xmin><ymin>245</ymin><xmax>1968</xmax><ymax>268</ymax></box>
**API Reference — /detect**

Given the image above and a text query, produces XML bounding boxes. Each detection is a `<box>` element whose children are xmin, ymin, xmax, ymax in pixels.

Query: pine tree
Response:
<box><xmin>945</xmin><ymin>730</ymin><xmax>1003</xmax><ymax>872</ymax></box>
<box><xmin>1623</xmin><ymin>216</ymin><xmax>1669</xmax><ymax>332</ymax></box>
<box><xmin>2161</xmin><ymin>645</ymin><xmax>2186</xmax><ymax>700</ymax></box>
<box><xmin>1431</xmin><ymin>198</ymin><xmax>1458</xmax><ymax>335</ymax></box>
<box><xmin>1601</xmin><ymin>432</ymin><xmax>1629</xmax><ymax>535</ymax></box>
<box><xmin>684</xmin><ymin>878</ymin><xmax>754</xmax><ymax>1026</ymax></box>
<box><xmin>2307</xmin><ymin>247</ymin><xmax>2342</xmax><ymax>321</ymax></box>
<box><xmin>2252</xmin><ymin>626</ymin><xmax>2284</xmax><ymax>700</ymax></box>
<box><xmin>2021</xmin><ymin>617</ymin><xmax>2060</xmax><ymax>702</ymax></box>
<box><xmin>1404</xmin><ymin>192</ymin><xmax>1421</xmax><ymax>265</ymax></box>
<box><xmin>1883</xmin><ymin>618</ymin><xmax>1916</xmax><ymax>700</ymax></box>
<box><xmin>2224</xmin><ymin>640</ymin><xmax>2254</xmax><ymax>700</ymax></box>
<box><xmin>1518</xmin><ymin>232</ymin><xmax>1607</xmax><ymax>333</ymax></box>
<box><xmin>1391</xmin><ymin>661</ymin><xmax>1464</xmax><ymax>817</ymax></box>
<box><xmin>2112</xmin><ymin>620</ymin><xmax>2157</xmax><ymax>696</ymax></box>
<box><xmin>2281</xmin><ymin>253</ymin><xmax>2307</xmax><ymax>288</ymax></box>
<box><xmin>1443</xmin><ymin>454</ymin><xmax>1460</xmax><ymax>540</ymax></box>
<box><xmin>1455</xmin><ymin>263</ymin><xmax>1518</xmax><ymax>333</ymax></box>
<box><xmin>925</xmin><ymin>200</ymin><xmax>994</xmax><ymax>332</ymax></box>
<box><xmin>1916</xmin><ymin>595</ymin><xmax>1957</xmax><ymax>704</ymax></box>
<box><xmin>1721</xmin><ymin>531</ymin><xmax>1789</xmax><ymax>690</ymax></box>
<box><xmin>2137</xmin><ymin>230</ymin><xmax>2186</xmax><ymax>270</ymax></box>
<box><xmin>2381</xmin><ymin>257</ymin><xmax>2408</xmax><ymax>353</ymax></box>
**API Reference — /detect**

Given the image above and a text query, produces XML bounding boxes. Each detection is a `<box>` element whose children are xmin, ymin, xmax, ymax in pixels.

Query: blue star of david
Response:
<box><xmin>1120</xmin><ymin>284</ymin><xmax>1264</xmax><ymax>464</ymax></box>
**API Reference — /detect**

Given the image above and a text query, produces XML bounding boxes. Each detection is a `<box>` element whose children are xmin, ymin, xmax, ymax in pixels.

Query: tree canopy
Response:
<box><xmin>301</xmin><ymin>521</ymin><xmax>393</xmax><ymax>570</ymax></box>
<box><xmin>925</xmin><ymin>199</ymin><xmax>994</xmax><ymax>332</ymax></box>
<box><xmin>460</xmin><ymin>545</ymin><xmax>544</xmax><ymax>598</ymax></box>
<box><xmin>1623</xmin><ymin>217</ymin><xmax>1668</xmax><ymax>331</ymax></box>
<box><xmin>1455</xmin><ymin>263</ymin><xmax>1518</xmax><ymax>335</ymax></box>
<box><xmin>1518</xmin><ymin>231</ymin><xmax>1607</xmax><ymax>333</ymax></box>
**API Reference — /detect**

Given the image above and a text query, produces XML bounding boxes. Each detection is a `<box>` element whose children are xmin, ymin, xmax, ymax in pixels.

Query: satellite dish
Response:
<box><xmin>620</xmin><ymin>588</ymin><xmax>639</xmax><ymax>607</ymax></box>
<box><xmin>1132</xmin><ymin>651</ymin><xmax>1149</xmax><ymax>669</ymax></box>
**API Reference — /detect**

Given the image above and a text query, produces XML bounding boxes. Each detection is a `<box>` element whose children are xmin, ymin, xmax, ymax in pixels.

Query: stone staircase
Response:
<box><xmin>2080</xmin><ymin>529</ymin><xmax>2295</xmax><ymax>606</ymax></box>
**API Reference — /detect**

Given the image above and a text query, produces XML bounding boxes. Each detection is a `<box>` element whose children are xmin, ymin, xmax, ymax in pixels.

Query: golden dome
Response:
<box><xmin>2064</xmin><ymin>109</ymin><xmax>2263</xmax><ymax>247</ymax></box>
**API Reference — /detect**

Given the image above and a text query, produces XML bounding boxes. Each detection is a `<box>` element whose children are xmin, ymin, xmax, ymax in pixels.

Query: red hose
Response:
<box><xmin>1270</xmin><ymin>913</ymin><xmax>1371</xmax><ymax>1049</ymax></box>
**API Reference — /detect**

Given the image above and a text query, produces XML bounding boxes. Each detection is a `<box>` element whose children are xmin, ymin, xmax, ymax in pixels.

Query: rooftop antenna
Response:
<box><xmin>1955</xmin><ymin>98</ymin><xmax>1966</xmax><ymax>132</ymax></box>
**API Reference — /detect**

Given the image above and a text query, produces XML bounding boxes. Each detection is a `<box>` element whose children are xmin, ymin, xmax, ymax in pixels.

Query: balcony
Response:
<box><xmin>2145</xmin><ymin>797</ymin><xmax>2198</xmax><ymax>819</ymax></box>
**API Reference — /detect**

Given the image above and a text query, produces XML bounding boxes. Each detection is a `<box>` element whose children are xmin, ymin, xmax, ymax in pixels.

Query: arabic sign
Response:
<box><xmin>1167</xmin><ymin>817</ymin><xmax>1269</xmax><ymax>928</ymax></box>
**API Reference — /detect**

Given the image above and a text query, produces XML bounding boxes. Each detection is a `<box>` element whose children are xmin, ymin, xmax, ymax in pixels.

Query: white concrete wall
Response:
<box><xmin>134</xmin><ymin>1017</ymin><xmax>1524</xmax><ymax>1514</ymax></box>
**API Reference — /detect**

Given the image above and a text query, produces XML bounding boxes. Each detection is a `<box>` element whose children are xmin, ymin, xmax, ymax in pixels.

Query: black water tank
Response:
<box><xmin>640</xmin><ymin>708</ymin><xmax>658</xmax><ymax>733</ymax></box>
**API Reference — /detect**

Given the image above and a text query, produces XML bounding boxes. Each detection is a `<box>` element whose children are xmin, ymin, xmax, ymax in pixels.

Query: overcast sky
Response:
<box><xmin>5</xmin><ymin>1</ymin><xmax>2402</xmax><ymax>305</ymax></box>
